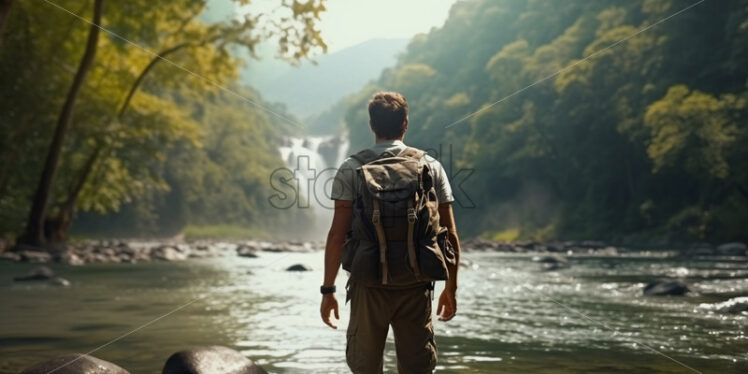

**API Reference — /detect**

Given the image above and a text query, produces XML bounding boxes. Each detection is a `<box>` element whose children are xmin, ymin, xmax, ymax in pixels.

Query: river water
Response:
<box><xmin>1</xmin><ymin>250</ymin><xmax>746</xmax><ymax>373</ymax></box>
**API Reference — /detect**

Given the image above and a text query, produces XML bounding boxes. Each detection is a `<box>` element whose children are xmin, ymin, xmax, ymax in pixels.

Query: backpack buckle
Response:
<box><xmin>407</xmin><ymin>208</ymin><xmax>416</xmax><ymax>223</ymax></box>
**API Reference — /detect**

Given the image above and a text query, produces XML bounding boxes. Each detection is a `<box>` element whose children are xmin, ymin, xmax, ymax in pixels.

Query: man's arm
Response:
<box><xmin>436</xmin><ymin>202</ymin><xmax>460</xmax><ymax>321</ymax></box>
<box><xmin>320</xmin><ymin>199</ymin><xmax>352</xmax><ymax>329</ymax></box>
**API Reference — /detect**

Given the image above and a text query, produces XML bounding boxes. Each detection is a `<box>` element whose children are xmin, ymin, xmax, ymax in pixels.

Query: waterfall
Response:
<box><xmin>278</xmin><ymin>134</ymin><xmax>349</xmax><ymax>236</ymax></box>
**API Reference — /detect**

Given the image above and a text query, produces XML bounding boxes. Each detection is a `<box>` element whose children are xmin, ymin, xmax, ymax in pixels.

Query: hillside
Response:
<box><xmin>342</xmin><ymin>0</ymin><xmax>748</xmax><ymax>242</ymax></box>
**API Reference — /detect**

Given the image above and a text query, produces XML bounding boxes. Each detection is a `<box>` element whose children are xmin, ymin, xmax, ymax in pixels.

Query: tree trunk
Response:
<box><xmin>48</xmin><ymin>145</ymin><xmax>102</xmax><ymax>242</ymax></box>
<box><xmin>0</xmin><ymin>0</ymin><xmax>12</xmax><ymax>42</ymax></box>
<box><xmin>43</xmin><ymin>43</ymin><xmax>189</xmax><ymax>243</ymax></box>
<box><xmin>19</xmin><ymin>0</ymin><xmax>104</xmax><ymax>247</ymax></box>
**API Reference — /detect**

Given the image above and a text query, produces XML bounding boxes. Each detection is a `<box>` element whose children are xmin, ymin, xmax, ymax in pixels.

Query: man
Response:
<box><xmin>320</xmin><ymin>91</ymin><xmax>461</xmax><ymax>373</ymax></box>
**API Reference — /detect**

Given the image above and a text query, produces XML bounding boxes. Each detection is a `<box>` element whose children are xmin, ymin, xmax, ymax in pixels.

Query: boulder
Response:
<box><xmin>14</xmin><ymin>266</ymin><xmax>55</xmax><ymax>281</ymax></box>
<box><xmin>162</xmin><ymin>346</ymin><xmax>267</xmax><ymax>374</ymax></box>
<box><xmin>60</xmin><ymin>251</ymin><xmax>86</xmax><ymax>266</ymax></box>
<box><xmin>151</xmin><ymin>246</ymin><xmax>188</xmax><ymax>261</ymax></box>
<box><xmin>286</xmin><ymin>264</ymin><xmax>312</xmax><ymax>272</ymax></box>
<box><xmin>532</xmin><ymin>254</ymin><xmax>569</xmax><ymax>271</ymax></box>
<box><xmin>643</xmin><ymin>280</ymin><xmax>689</xmax><ymax>296</ymax></box>
<box><xmin>236</xmin><ymin>244</ymin><xmax>259</xmax><ymax>258</ymax></box>
<box><xmin>17</xmin><ymin>250</ymin><xmax>53</xmax><ymax>263</ymax></box>
<box><xmin>0</xmin><ymin>251</ymin><xmax>21</xmax><ymax>262</ymax></box>
<box><xmin>19</xmin><ymin>354</ymin><xmax>129</xmax><ymax>374</ymax></box>
<box><xmin>715</xmin><ymin>242</ymin><xmax>747</xmax><ymax>256</ymax></box>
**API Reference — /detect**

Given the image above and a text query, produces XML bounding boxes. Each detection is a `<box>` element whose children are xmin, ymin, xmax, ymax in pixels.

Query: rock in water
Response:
<box><xmin>532</xmin><ymin>254</ymin><xmax>569</xmax><ymax>271</ymax></box>
<box><xmin>286</xmin><ymin>264</ymin><xmax>312</xmax><ymax>272</ymax></box>
<box><xmin>162</xmin><ymin>346</ymin><xmax>267</xmax><ymax>374</ymax></box>
<box><xmin>20</xmin><ymin>354</ymin><xmax>129</xmax><ymax>374</ymax></box>
<box><xmin>643</xmin><ymin>281</ymin><xmax>689</xmax><ymax>296</ymax></box>
<box><xmin>13</xmin><ymin>266</ymin><xmax>55</xmax><ymax>281</ymax></box>
<box><xmin>236</xmin><ymin>244</ymin><xmax>259</xmax><ymax>258</ymax></box>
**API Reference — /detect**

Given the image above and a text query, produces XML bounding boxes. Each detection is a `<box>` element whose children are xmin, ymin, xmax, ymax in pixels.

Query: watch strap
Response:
<box><xmin>320</xmin><ymin>285</ymin><xmax>336</xmax><ymax>294</ymax></box>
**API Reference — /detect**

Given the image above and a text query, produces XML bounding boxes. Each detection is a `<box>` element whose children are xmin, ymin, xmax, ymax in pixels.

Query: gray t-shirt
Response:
<box><xmin>331</xmin><ymin>140</ymin><xmax>454</xmax><ymax>203</ymax></box>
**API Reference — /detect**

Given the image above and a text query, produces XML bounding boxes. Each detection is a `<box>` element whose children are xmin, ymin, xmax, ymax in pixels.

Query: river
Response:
<box><xmin>1</xmin><ymin>249</ymin><xmax>746</xmax><ymax>373</ymax></box>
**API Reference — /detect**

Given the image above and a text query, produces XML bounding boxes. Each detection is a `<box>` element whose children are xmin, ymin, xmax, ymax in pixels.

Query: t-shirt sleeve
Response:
<box><xmin>330</xmin><ymin>158</ymin><xmax>357</xmax><ymax>201</ymax></box>
<box><xmin>425</xmin><ymin>156</ymin><xmax>455</xmax><ymax>204</ymax></box>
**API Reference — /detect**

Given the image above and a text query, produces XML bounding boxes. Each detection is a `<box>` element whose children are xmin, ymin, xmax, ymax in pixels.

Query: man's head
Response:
<box><xmin>368</xmin><ymin>92</ymin><xmax>408</xmax><ymax>140</ymax></box>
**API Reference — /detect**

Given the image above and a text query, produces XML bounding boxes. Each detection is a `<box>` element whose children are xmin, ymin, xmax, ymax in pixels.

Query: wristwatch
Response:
<box><xmin>320</xmin><ymin>285</ymin><xmax>336</xmax><ymax>294</ymax></box>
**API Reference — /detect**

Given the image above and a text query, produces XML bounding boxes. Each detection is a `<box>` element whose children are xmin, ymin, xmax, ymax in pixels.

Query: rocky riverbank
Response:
<box><xmin>459</xmin><ymin>238</ymin><xmax>748</xmax><ymax>257</ymax></box>
<box><xmin>0</xmin><ymin>238</ymin><xmax>745</xmax><ymax>266</ymax></box>
<box><xmin>0</xmin><ymin>239</ymin><xmax>323</xmax><ymax>265</ymax></box>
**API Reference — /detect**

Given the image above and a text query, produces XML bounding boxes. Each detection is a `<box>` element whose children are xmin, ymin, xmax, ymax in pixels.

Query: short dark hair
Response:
<box><xmin>368</xmin><ymin>92</ymin><xmax>408</xmax><ymax>139</ymax></box>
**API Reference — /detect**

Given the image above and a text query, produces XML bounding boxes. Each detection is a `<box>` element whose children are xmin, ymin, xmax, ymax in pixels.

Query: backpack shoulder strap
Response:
<box><xmin>398</xmin><ymin>146</ymin><xmax>427</xmax><ymax>160</ymax></box>
<box><xmin>350</xmin><ymin>149</ymin><xmax>380</xmax><ymax>165</ymax></box>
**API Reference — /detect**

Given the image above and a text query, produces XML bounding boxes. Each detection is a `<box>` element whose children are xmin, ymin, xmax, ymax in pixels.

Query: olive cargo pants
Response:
<box><xmin>346</xmin><ymin>281</ymin><xmax>437</xmax><ymax>374</ymax></box>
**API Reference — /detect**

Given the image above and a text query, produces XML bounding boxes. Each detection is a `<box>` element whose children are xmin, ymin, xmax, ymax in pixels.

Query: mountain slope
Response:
<box><xmin>243</xmin><ymin>38</ymin><xmax>409</xmax><ymax>120</ymax></box>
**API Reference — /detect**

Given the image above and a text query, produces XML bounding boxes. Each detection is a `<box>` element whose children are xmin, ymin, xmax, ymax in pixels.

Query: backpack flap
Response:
<box><xmin>359</xmin><ymin>157</ymin><xmax>420</xmax><ymax>201</ymax></box>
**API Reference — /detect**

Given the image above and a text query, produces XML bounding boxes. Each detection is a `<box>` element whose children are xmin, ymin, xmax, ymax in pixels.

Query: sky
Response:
<box><xmin>310</xmin><ymin>0</ymin><xmax>459</xmax><ymax>53</ymax></box>
<box><xmin>205</xmin><ymin>0</ymin><xmax>460</xmax><ymax>53</ymax></box>
<box><xmin>201</xmin><ymin>0</ymin><xmax>460</xmax><ymax>118</ymax></box>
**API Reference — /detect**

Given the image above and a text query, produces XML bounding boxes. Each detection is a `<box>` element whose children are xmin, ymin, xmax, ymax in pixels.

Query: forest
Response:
<box><xmin>343</xmin><ymin>0</ymin><xmax>748</xmax><ymax>242</ymax></box>
<box><xmin>1</xmin><ymin>0</ymin><xmax>747</xmax><ymax>245</ymax></box>
<box><xmin>0</xmin><ymin>0</ymin><xmax>325</xmax><ymax>245</ymax></box>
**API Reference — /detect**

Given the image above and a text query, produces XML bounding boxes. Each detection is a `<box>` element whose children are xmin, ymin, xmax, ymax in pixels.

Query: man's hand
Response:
<box><xmin>436</xmin><ymin>288</ymin><xmax>457</xmax><ymax>321</ymax></box>
<box><xmin>320</xmin><ymin>294</ymin><xmax>340</xmax><ymax>329</ymax></box>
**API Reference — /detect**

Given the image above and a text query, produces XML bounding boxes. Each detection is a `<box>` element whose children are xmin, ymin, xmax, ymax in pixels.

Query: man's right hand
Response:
<box><xmin>320</xmin><ymin>293</ymin><xmax>340</xmax><ymax>329</ymax></box>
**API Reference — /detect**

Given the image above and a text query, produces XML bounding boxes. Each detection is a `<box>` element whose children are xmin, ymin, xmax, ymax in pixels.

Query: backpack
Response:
<box><xmin>341</xmin><ymin>146</ymin><xmax>456</xmax><ymax>287</ymax></box>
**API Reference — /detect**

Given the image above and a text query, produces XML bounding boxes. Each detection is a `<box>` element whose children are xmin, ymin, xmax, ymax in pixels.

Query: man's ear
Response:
<box><xmin>403</xmin><ymin>118</ymin><xmax>408</xmax><ymax>132</ymax></box>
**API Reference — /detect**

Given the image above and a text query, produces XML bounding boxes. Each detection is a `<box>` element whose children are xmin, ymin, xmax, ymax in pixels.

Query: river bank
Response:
<box><xmin>1</xmin><ymin>238</ymin><xmax>745</xmax><ymax>266</ymax></box>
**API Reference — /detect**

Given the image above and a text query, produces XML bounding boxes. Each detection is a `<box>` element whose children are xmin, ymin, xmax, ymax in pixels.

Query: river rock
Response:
<box><xmin>0</xmin><ymin>251</ymin><xmax>21</xmax><ymax>262</ymax></box>
<box><xmin>60</xmin><ymin>251</ymin><xmax>86</xmax><ymax>266</ymax></box>
<box><xmin>715</xmin><ymin>242</ymin><xmax>747</xmax><ymax>256</ymax></box>
<box><xmin>236</xmin><ymin>244</ymin><xmax>260</xmax><ymax>258</ymax></box>
<box><xmin>643</xmin><ymin>280</ymin><xmax>689</xmax><ymax>296</ymax></box>
<box><xmin>151</xmin><ymin>245</ymin><xmax>188</xmax><ymax>261</ymax></box>
<box><xmin>162</xmin><ymin>346</ymin><xmax>267</xmax><ymax>374</ymax></box>
<box><xmin>532</xmin><ymin>254</ymin><xmax>569</xmax><ymax>271</ymax></box>
<box><xmin>14</xmin><ymin>266</ymin><xmax>55</xmax><ymax>281</ymax></box>
<box><xmin>17</xmin><ymin>250</ymin><xmax>53</xmax><ymax>263</ymax></box>
<box><xmin>286</xmin><ymin>264</ymin><xmax>312</xmax><ymax>272</ymax></box>
<box><xmin>19</xmin><ymin>353</ymin><xmax>129</xmax><ymax>374</ymax></box>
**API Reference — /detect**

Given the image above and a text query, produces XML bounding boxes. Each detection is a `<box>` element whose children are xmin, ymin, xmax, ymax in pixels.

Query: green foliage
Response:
<box><xmin>0</xmin><ymin>0</ymin><xmax>325</xmax><ymax>240</ymax></box>
<box><xmin>343</xmin><ymin>0</ymin><xmax>748</xmax><ymax>242</ymax></box>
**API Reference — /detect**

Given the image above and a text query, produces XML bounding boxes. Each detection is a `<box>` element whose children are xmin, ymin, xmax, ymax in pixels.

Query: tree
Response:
<box><xmin>19</xmin><ymin>0</ymin><xmax>104</xmax><ymax>247</ymax></box>
<box><xmin>11</xmin><ymin>0</ymin><xmax>328</xmax><ymax>245</ymax></box>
